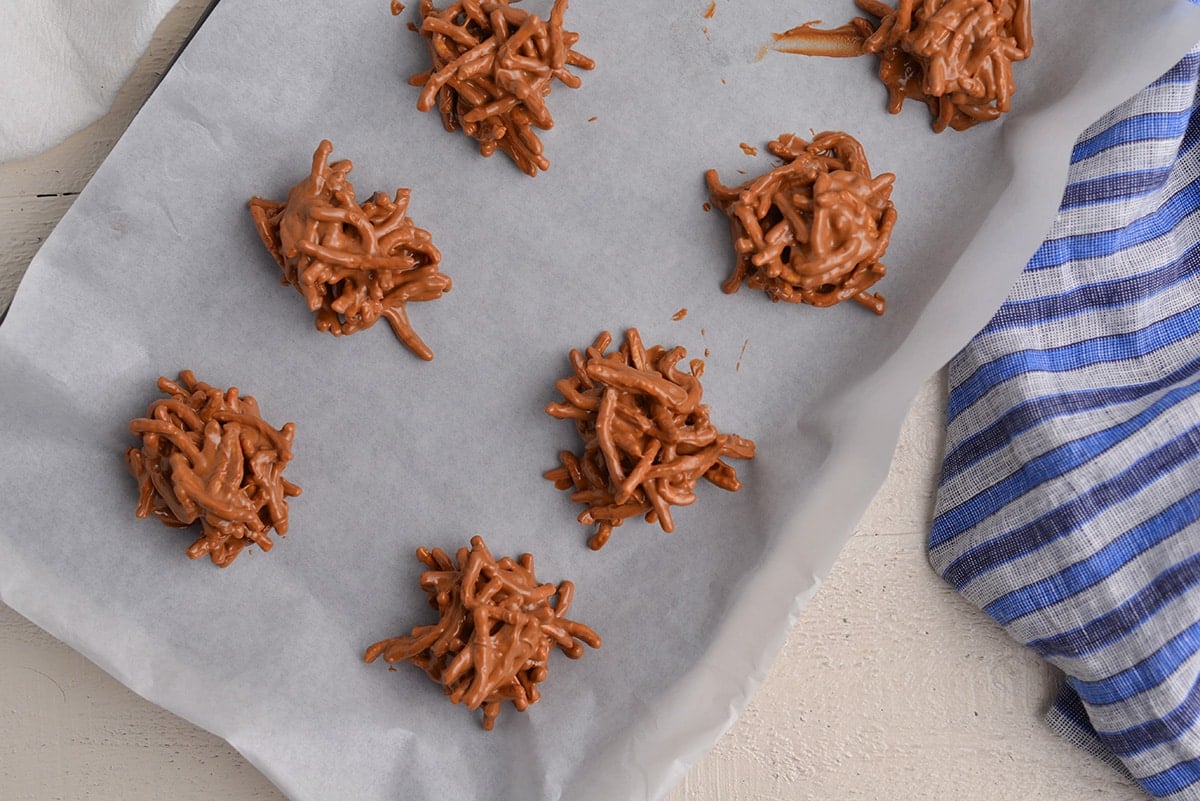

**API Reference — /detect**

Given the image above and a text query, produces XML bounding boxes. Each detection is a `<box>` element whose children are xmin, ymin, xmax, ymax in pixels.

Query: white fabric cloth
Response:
<box><xmin>0</xmin><ymin>0</ymin><xmax>177</xmax><ymax>161</ymax></box>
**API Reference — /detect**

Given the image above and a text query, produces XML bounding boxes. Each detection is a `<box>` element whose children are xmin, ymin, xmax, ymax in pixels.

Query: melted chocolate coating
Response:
<box><xmin>364</xmin><ymin>536</ymin><xmax>600</xmax><ymax>730</ymax></box>
<box><xmin>248</xmin><ymin>141</ymin><xmax>451</xmax><ymax>360</ymax></box>
<box><xmin>857</xmin><ymin>0</ymin><xmax>1033</xmax><ymax>132</ymax></box>
<box><xmin>404</xmin><ymin>0</ymin><xmax>594</xmax><ymax>176</ymax></box>
<box><xmin>706</xmin><ymin>131</ymin><xmax>896</xmax><ymax>314</ymax></box>
<box><xmin>545</xmin><ymin>329</ymin><xmax>756</xmax><ymax>550</ymax></box>
<box><xmin>126</xmin><ymin>371</ymin><xmax>301</xmax><ymax>567</ymax></box>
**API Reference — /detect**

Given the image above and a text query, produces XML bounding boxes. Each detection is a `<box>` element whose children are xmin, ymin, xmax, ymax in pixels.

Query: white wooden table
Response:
<box><xmin>0</xmin><ymin>4</ymin><xmax>1147</xmax><ymax>799</ymax></box>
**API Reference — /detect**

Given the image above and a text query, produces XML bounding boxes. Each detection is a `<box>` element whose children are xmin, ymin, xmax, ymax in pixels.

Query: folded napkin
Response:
<box><xmin>931</xmin><ymin>45</ymin><xmax>1200</xmax><ymax>799</ymax></box>
<box><xmin>0</xmin><ymin>0</ymin><xmax>176</xmax><ymax>162</ymax></box>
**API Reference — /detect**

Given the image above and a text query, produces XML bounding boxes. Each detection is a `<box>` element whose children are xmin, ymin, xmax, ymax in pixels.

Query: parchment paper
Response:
<box><xmin>3</xmin><ymin>2</ymin><xmax>1199</xmax><ymax>800</ymax></box>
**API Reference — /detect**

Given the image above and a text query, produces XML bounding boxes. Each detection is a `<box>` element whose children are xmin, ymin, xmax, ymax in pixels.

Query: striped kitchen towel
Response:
<box><xmin>929</xmin><ymin>45</ymin><xmax>1200</xmax><ymax>798</ymax></box>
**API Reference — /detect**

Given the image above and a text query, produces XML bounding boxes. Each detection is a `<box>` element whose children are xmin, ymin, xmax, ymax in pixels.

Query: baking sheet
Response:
<box><xmin>3</xmin><ymin>2</ymin><xmax>1199</xmax><ymax>799</ymax></box>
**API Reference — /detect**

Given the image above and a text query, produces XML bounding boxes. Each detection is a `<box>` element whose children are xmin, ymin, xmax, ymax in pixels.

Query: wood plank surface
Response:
<box><xmin>0</xmin><ymin>4</ymin><xmax>1146</xmax><ymax>799</ymax></box>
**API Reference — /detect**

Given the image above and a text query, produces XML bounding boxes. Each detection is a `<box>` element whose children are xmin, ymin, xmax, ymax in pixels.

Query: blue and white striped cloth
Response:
<box><xmin>930</xmin><ymin>46</ymin><xmax>1200</xmax><ymax>798</ymax></box>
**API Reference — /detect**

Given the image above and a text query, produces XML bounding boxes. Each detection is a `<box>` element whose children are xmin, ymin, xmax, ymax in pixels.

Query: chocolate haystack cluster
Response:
<box><xmin>856</xmin><ymin>0</ymin><xmax>1033</xmax><ymax>132</ymax></box>
<box><xmin>248</xmin><ymin>140</ymin><xmax>451</xmax><ymax>360</ymax></box>
<box><xmin>126</xmin><ymin>371</ymin><xmax>301</xmax><ymax>567</ymax></box>
<box><xmin>706</xmin><ymin>131</ymin><xmax>896</xmax><ymax>315</ymax></box>
<box><xmin>404</xmin><ymin>0</ymin><xmax>595</xmax><ymax>176</ymax></box>
<box><xmin>364</xmin><ymin>536</ymin><xmax>601</xmax><ymax>730</ymax></box>
<box><xmin>545</xmin><ymin>329</ymin><xmax>756</xmax><ymax>550</ymax></box>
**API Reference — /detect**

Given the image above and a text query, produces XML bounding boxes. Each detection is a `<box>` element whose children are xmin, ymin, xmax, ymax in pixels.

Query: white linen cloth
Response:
<box><xmin>0</xmin><ymin>0</ymin><xmax>177</xmax><ymax>161</ymax></box>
